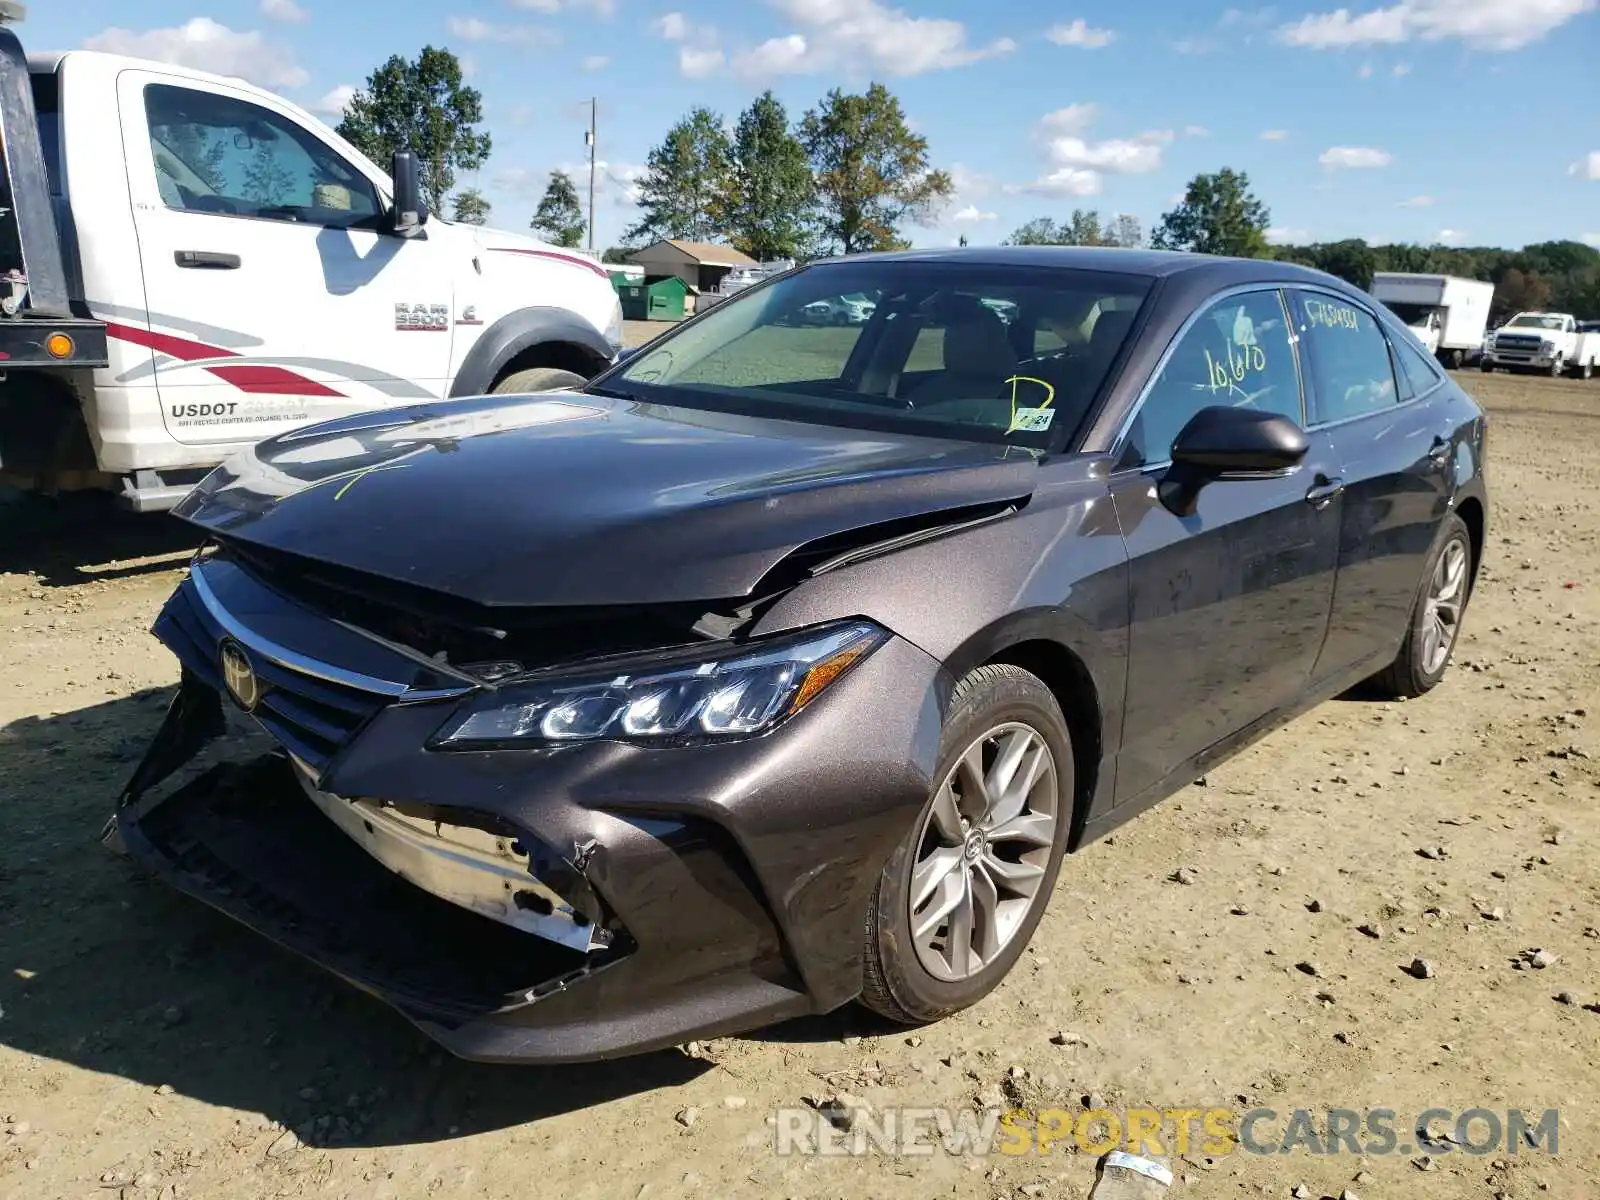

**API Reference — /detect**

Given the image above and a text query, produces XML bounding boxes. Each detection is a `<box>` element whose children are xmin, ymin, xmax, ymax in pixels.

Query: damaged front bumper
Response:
<box><xmin>106</xmin><ymin>555</ymin><xmax>946</xmax><ymax>1063</ymax></box>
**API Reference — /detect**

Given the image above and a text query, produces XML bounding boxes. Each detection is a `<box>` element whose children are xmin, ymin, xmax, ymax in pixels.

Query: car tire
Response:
<box><xmin>490</xmin><ymin>366</ymin><xmax>588</xmax><ymax>395</ymax></box>
<box><xmin>1478</xmin><ymin>360</ymin><xmax>1494</xmax><ymax>373</ymax></box>
<box><xmin>1549</xmin><ymin>357</ymin><xmax>1564</xmax><ymax>378</ymax></box>
<box><xmin>1369</xmin><ymin>512</ymin><xmax>1474</xmax><ymax>699</ymax></box>
<box><xmin>858</xmin><ymin>663</ymin><xmax>1073</xmax><ymax>1025</ymax></box>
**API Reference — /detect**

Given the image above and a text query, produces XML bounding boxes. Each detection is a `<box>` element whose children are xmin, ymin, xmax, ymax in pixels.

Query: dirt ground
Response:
<box><xmin>1</xmin><ymin>369</ymin><xmax>1597</xmax><ymax>1200</ymax></box>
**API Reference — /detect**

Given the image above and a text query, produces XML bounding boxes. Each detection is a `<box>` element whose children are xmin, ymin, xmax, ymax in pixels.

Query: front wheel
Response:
<box><xmin>1479</xmin><ymin>359</ymin><xmax>1494</xmax><ymax>373</ymax></box>
<box><xmin>859</xmin><ymin>664</ymin><xmax>1073</xmax><ymax>1025</ymax></box>
<box><xmin>490</xmin><ymin>366</ymin><xmax>588</xmax><ymax>395</ymax></box>
<box><xmin>1549</xmin><ymin>357</ymin><xmax>1564</xmax><ymax>378</ymax></box>
<box><xmin>1369</xmin><ymin>513</ymin><xmax>1473</xmax><ymax>699</ymax></box>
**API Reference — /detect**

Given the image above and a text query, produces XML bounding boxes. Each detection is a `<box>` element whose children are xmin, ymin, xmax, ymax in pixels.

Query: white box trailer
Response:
<box><xmin>1370</xmin><ymin>273</ymin><xmax>1495</xmax><ymax>368</ymax></box>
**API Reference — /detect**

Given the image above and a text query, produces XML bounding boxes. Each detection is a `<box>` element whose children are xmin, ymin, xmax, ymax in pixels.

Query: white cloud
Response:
<box><xmin>512</xmin><ymin>0</ymin><xmax>617</xmax><ymax>11</ymax></box>
<box><xmin>1171</xmin><ymin>35</ymin><xmax>1220</xmax><ymax>53</ymax></box>
<box><xmin>260</xmin><ymin>0</ymin><xmax>307</xmax><ymax>23</ymax></box>
<box><xmin>1357</xmin><ymin>61</ymin><xmax>1374</xmax><ymax>77</ymax></box>
<box><xmin>1571</xmin><ymin>151</ymin><xmax>1600</xmax><ymax>179</ymax></box>
<box><xmin>1184</xmin><ymin>124</ymin><xmax>1210</xmax><ymax>137</ymax></box>
<box><xmin>1012</xmin><ymin>167</ymin><xmax>1104</xmax><ymax>198</ymax></box>
<box><xmin>1261</xmin><ymin>129</ymin><xmax>1290</xmax><ymax>140</ymax></box>
<box><xmin>84</xmin><ymin>18</ymin><xmax>308</xmax><ymax>88</ymax></box>
<box><xmin>447</xmin><ymin>16</ymin><xmax>558</xmax><ymax>44</ymax></box>
<box><xmin>1319</xmin><ymin>145</ymin><xmax>1393</xmax><ymax>169</ymax></box>
<box><xmin>949</xmin><ymin>204</ymin><xmax>998</xmax><ymax>223</ymax></box>
<box><xmin>1266</xmin><ymin>227</ymin><xmax>1310</xmax><ymax>244</ymax></box>
<box><xmin>729</xmin><ymin>0</ymin><xmax>1016</xmax><ymax>79</ymax></box>
<box><xmin>1010</xmin><ymin>104</ymin><xmax>1164</xmax><ymax>198</ymax></box>
<box><xmin>1437</xmin><ymin>228</ymin><xmax>1463</xmax><ymax>243</ymax></box>
<box><xmin>1277</xmin><ymin>0</ymin><xmax>1596</xmax><ymax>52</ymax></box>
<box><xmin>654</xmin><ymin>12</ymin><xmax>689</xmax><ymax>39</ymax></box>
<box><xmin>1583</xmin><ymin>232</ymin><xmax>1600</xmax><ymax>248</ymax></box>
<box><xmin>1393</xmin><ymin>60</ymin><xmax>1413</xmax><ymax>74</ymax></box>
<box><xmin>1047</xmin><ymin>19</ymin><xmax>1116</xmax><ymax>48</ymax></box>
<box><xmin>679</xmin><ymin>45</ymin><xmax>726</xmax><ymax>77</ymax></box>
<box><xmin>1038</xmin><ymin>104</ymin><xmax>1099</xmax><ymax>135</ymax></box>
<box><xmin>1398</xmin><ymin>194</ymin><xmax>1434</xmax><ymax>206</ymax></box>
<box><xmin>582</xmin><ymin>54</ymin><xmax>610</xmax><ymax>70</ymax></box>
<box><xmin>311</xmin><ymin>84</ymin><xmax>356</xmax><ymax>115</ymax></box>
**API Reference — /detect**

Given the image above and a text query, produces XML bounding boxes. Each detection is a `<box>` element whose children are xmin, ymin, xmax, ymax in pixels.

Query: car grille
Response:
<box><xmin>1493</xmin><ymin>336</ymin><xmax>1543</xmax><ymax>352</ymax></box>
<box><xmin>156</xmin><ymin>578</ymin><xmax>388</xmax><ymax>774</ymax></box>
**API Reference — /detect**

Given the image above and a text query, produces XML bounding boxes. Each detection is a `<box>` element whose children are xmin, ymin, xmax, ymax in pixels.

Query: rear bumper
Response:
<box><xmin>0</xmin><ymin>316</ymin><xmax>108</xmax><ymax>369</ymax></box>
<box><xmin>110</xmin><ymin>565</ymin><xmax>947</xmax><ymax>1063</ymax></box>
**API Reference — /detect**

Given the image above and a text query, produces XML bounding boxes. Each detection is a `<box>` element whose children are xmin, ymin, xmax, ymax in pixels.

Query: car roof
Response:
<box><xmin>803</xmin><ymin>244</ymin><xmax>1356</xmax><ymax>291</ymax></box>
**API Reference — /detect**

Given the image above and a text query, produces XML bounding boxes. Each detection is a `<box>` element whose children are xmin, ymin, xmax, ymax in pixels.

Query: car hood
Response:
<box><xmin>173</xmin><ymin>393</ymin><xmax>1039</xmax><ymax>608</ymax></box>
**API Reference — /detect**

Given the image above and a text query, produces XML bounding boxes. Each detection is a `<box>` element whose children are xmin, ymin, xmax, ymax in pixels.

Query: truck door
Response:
<box><xmin>115</xmin><ymin>70</ymin><xmax>453</xmax><ymax>447</ymax></box>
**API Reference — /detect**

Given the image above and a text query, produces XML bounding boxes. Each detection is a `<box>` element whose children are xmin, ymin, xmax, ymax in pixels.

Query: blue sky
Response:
<box><xmin>26</xmin><ymin>0</ymin><xmax>1600</xmax><ymax>251</ymax></box>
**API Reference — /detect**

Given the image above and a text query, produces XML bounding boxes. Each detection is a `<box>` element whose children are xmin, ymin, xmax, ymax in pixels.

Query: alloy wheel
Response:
<box><xmin>909</xmin><ymin>722</ymin><xmax>1058</xmax><ymax>982</ymax></box>
<box><xmin>1421</xmin><ymin>536</ymin><xmax>1469</xmax><ymax>675</ymax></box>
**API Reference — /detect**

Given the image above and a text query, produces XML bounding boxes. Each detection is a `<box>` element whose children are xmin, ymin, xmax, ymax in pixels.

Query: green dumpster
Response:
<box><xmin>619</xmin><ymin>275</ymin><xmax>688</xmax><ymax>322</ymax></box>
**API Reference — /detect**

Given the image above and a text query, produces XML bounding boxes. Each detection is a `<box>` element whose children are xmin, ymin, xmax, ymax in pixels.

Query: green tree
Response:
<box><xmin>601</xmin><ymin>246</ymin><xmax>636</xmax><ymax>264</ymax></box>
<box><xmin>531</xmin><ymin>170</ymin><xmax>586</xmax><ymax>247</ymax></box>
<box><xmin>625</xmin><ymin>108</ymin><xmax>732</xmax><ymax>243</ymax></box>
<box><xmin>1495</xmin><ymin>267</ymin><xmax>1552</xmax><ymax>316</ymax></box>
<box><xmin>1152</xmin><ymin>168</ymin><xmax>1270</xmax><ymax>258</ymax></box>
<box><xmin>451</xmin><ymin>187</ymin><xmax>491</xmax><ymax>225</ymax></box>
<box><xmin>726</xmin><ymin>91</ymin><xmax>815</xmax><ymax>261</ymax></box>
<box><xmin>242</xmin><ymin>141</ymin><xmax>295</xmax><ymax>205</ymax></box>
<box><xmin>336</xmin><ymin>46</ymin><xmax>492</xmax><ymax>214</ymax></box>
<box><xmin>800</xmin><ymin>83</ymin><xmax>953</xmax><ymax>254</ymax></box>
<box><xmin>1105</xmin><ymin>213</ymin><xmax>1144</xmax><ymax>249</ymax></box>
<box><xmin>1312</xmin><ymin>238</ymin><xmax>1377</xmax><ymax>291</ymax></box>
<box><xmin>1003</xmin><ymin>210</ymin><xmax>1123</xmax><ymax>247</ymax></box>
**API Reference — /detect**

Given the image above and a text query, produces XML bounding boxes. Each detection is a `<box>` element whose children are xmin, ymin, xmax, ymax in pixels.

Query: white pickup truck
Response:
<box><xmin>0</xmin><ymin>28</ymin><xmax>623</xmax><ymax>510</ymax></box>
<box><xmin>1480</xmin><ymin>311</ymin><xmax>1600</xmax><ymax>380</ymax></box>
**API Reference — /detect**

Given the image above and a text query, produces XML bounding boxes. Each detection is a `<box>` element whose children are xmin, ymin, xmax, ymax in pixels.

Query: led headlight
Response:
<box><xmin>431</xmin><ymin>620</ymin><xmax>887</xmax><ymax>748</ymax></box>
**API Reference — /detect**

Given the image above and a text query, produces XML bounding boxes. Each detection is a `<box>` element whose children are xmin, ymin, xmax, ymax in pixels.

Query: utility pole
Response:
<box><xmin>585</xmin><ymin>97</ymin><xmax>596</xmax><ymax>252</ymax></box>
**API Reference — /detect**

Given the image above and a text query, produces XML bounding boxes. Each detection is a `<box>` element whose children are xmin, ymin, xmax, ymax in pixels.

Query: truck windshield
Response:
<box><xmin>605</xmin><ymin>261</ymin><xmax>1154</xmax><ymax>452</ymax></box>
<box><xmin>1381</xmin><ymin>301</ymin><xmax>1436</xmax><ymax>327</ymax></box>
<box><xmin>1505</xmin><ymin>315</ymin><xmax>1564</xmax><ymax>330</ymax></box>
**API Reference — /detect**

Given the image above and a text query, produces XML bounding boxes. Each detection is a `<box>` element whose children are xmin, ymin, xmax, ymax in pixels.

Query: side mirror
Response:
<box><xmin>390</xmin><ymin>149</ymin><xmax>429</xmax><ymax>236</ymax></box>
<box><xmin>1159</xmin><ymin>406</ymin><xmax>1308</xmax><ymax>516</ymax></box>
<box><xmin>1170</xmin><ymin>406</ymin><xmax>1309</xmax><ymax>475</ymax></box>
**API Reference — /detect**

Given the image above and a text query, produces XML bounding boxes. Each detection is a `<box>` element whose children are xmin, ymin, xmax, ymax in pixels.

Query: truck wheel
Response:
<box><xmin>1548</xmin><ymin>357</ymin><xmax>1564</xmax><ymax>378</ymax></box>
<box><xmin>1446</xmin><ymin>349</ymin><xmax>1464</xmax><ymax>369</ymax></box>
<box><xmin>1574</xmin><ymin>360</ymin><xmax>1593</xmax><ymax>381</ymax></box>
<box><xmin>1478</xmin><ymin>360</ymin><xmax>1494</xmax><ymax>373</ymax></box>
<box><xmin>491</xmin><ymin>367</ymin><xmax>588</xmax><ymax>395</ymax></box>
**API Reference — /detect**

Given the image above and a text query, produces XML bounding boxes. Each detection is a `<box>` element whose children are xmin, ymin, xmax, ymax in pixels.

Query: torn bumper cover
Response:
<box><xmin>106</xmin><ymin>558</ymin><xmax>946</xmax><ymax>1063</ymax></box>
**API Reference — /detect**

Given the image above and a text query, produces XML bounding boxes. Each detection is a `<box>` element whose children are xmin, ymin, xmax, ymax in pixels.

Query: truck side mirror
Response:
<box><xmin>390</xmin><ymin>149</ymin><xmax>429</xmax><ymax>236</ymax></box>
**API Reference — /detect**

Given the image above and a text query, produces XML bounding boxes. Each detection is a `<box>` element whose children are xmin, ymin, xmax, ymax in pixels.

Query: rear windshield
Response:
<box><xmin>30</xmin><ymin>72</ymin><xmax>61</xmax><ymax>196</ymax></box>
<box><xmin>605</xmin><ymin>261</ymin><xmax>1153</xmax><ymax>451</ymax></box>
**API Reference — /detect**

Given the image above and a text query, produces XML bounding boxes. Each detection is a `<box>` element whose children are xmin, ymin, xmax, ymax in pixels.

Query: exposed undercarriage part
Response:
<box><xmin>289</xmin><ymin>758</ymin><xmax>613</xmax><ymax>953</ymax></box>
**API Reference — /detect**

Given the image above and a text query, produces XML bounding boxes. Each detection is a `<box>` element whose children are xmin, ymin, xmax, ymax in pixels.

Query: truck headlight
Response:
<box><xmin>1541</xmin><ymin>339</ymin><xmax>1556</xmax><ymax>353</ymax></box>
<box><xmin>430</xmin><ymin>620</ymin><xmax>887</xmax><ymax>748</ymax></box>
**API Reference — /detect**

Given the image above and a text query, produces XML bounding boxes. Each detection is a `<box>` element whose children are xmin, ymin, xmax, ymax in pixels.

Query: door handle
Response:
<box><xmin>174</xmin><ymin>250</ymin><xmax>241</xmax><ymax>270</ymax></box>
<box><xmin>1305</xmin><ymin>477</ymin><xmax>1344</xmax><ymax>509</ymax></box>
<box><xmin>1427</xmin><ymin>436</ymin><xmax>1452</xmax><ymax>464</ymax></box>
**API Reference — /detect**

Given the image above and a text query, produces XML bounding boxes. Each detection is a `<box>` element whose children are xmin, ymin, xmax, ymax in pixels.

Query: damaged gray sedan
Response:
<box><xmin>109</xmin><ymin>247</ymin><xmax>1488</xmax><ymax>1062</ymax></box>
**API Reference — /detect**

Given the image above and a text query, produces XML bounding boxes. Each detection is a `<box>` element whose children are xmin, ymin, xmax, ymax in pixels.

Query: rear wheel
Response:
<box><xmin>859</xmin><ymin>664</ymin><xmax>1073</xmax><ymax>1024</ymax></box>
<box><xmin>1369</xmin><ymin>513</ymin><xmax>1473</xmax><ymax>699</ymax></box>
<box><xmin>1573</xmin><ymin>360</ymin><xmax>1593</xmax><ymax>381</ymax></box>
<box><xmin>490</xmin><ymin>366</ymin><xmax>588</xmax><ymax>395</ymax></box>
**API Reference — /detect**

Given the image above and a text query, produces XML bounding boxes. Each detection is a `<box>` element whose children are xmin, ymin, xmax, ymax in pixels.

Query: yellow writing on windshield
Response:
<box><xmin>1205</xmin><ymin>343</ymin><xmax>1267</xmax><ymax>399</ymax></box>
<box><xmin>1005</xmin><ymin>375</ymin><xmax>1056</xmax><ymax>434</ymax></box>
<box><xmin>1304</xmin><ymin>299</ymin><xmax>1361</xmax><ymax>331</ymax></box>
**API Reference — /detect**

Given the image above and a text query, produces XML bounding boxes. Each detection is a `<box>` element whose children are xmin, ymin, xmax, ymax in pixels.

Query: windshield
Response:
<box><xmin>605</xmin><ymin>261</ymin><xmax>1153</xmax><ymax>450</ymax></box>
<box><xmin>1505</xmin><ymin>314</ymin><xmax>1564</xmax><ymax>330</ymax></box>
<box><xmin>1381</xmin><ymin>301</ymin><xmax>1438</xmax><ymax>327</ymax></box>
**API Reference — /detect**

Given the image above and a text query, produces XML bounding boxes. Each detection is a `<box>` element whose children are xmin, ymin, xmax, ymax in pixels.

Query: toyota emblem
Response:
<box><xmin>219</xmin><ymin>639</ymin><xmax>260</xmax><ymax>713</ymax></box>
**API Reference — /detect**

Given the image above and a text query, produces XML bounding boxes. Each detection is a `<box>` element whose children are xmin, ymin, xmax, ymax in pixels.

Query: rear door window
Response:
<box><xmin>1290</xmin><ymin>291</ymin><xmax>1401</xmax><ymax>424</ymax></box>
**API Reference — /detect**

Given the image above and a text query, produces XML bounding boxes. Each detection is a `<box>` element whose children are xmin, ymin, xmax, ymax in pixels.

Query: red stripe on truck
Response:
<box><xmin>487</xmin><ymin>247</ymin><xmax>610</xmax><ymax>279</ymax></box>
<box><xmin>104</xmin><ymin>321</ymin><xmax>346</xmax><ymax>397</ymax></box>
<box><xmin>208</xmin><ymin>364</ymin><xmax>345</xmax><ymax>397</ymax></box>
